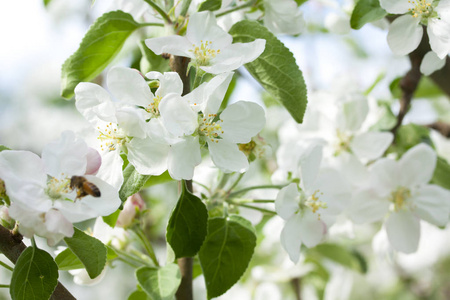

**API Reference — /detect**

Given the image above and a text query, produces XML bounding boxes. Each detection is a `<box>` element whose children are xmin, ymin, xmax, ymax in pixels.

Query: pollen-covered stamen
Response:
<box><xmin>305</xmin><ymin>190</ymin><xmax>327</xmax><ymax>216</ymax></box>
<box><xmin>390</xmin><ymin>186</ymin><xmax>412</xmax><ymax>211</ymax></box>
<box><xmin>145</xmin><ymin>95</ymin><xmax>162</xmax><ymax>117</ymax></box>
<box><xmin>189</xmin><ymin>40</ymin><xmax>221</xmax><ymax>66</ymax></box>
<box><xmin>0</xmin><ymin>179</ymin><xmax>6</xmax><ymax>199</ymax></box>
<box><xmin>46</xmin><ymin>175</ymin><xmax>71</xmax><ymax>200</ymax></box>
<box><xmin>97</xmin><ymin>123</ymin><xmax>127</xmax><ymax>152</ymax></box>
<box><xmin>198</xmin><ymin>113</ymin><xmax>224</xmax><ymax>143</ymax></box>
<box><xmin>408</xmin><ymin>0</ymin><xmax>433</xmax><ymax>18</ymax></box>
<box><xmin>239</xmin><ymin>140</ymin><xmax>256</xmax><ymax>156</ymax></box>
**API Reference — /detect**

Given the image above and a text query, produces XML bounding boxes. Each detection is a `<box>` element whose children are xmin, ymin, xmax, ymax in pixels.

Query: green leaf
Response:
<box><xmin>295</xmin><ymin>0</ymin><xmax>308</xmax><ymax>5</ymax></box>
<box><xmin>103</xmin><ymin>209</ymin><xmax>121</xmax><ymax>227</ymax></box>
<box><xmin>10</xmin><ymin>246</ymin><xmax>59</xmax><ymax>300</ymax></box>
<box><xmin>390</xmin><ymin>76</ymin><xmax>444</xmax><ymax>99</ymax></box>
<box><xmin>128</xmin><ymin>290</ymin><xmax>150</xmax><ymax>300</ymax></box>
<box><xmin>136</xmin><ymin>264</ymin><xmax>181</xmax><ymax>300</ymax></box>
<box><xmin>198</xmin><ymin>0</ymin><xmax>222</xmax><ymax>11</ymax></box>
<box><xmin>61</xmin><ymin>10</ymin><xmax>140</xmax><ymax>99</ymax></box>
<box><xmin>166</xmin><ymin>182</ymin><xmax>208</xmax><ymax>258</ymax></box>
<box><xmin>313</xmin><ymin>244</ymin><xmax>366</xmax><ymax>273</ymax></box>
<box><xmin>43</xmin><ymin>0</ymin><xmax>52</xmax><ymax>7</ymax></box>
<box><xmin>432</xmin><ymin>157</ymin><xmax>450</xmax><ymax>190</ymax></box>
<box><xmin>143</xmin><ymin>171</ymin><xmax>174</xmax><ymax>188</ymax></box>
<box><xmin>229</xmin><ymin>20</ymin><xmax>308</xmax><ymax>123</ymax></box>
<box><xmin>350</xmin><ymin>0</ymin><xmax>387</xmax><ymax>30</ymax></box>
<box><xmin>55</xmin><ymin>248</ymin><xmax>84</xmax><ymax>271</ymax></box>
<box><xmin>139</xmin><ymin>40</ymin><xmax>171</xmax><ymax>74</ymax></box>
<box><xmin>0</xmin><ymin>145</ymin><xmax>11</xmax><ymax>152</ymax></box>
<box><xmin>199</xmin><ymin>215</ymin><xmax>256</xmax><ymax>299</ymax></box>
<box><xmin>119</xmin><ymin>163</ymin><xmax>151</xmax><ymax>202</ymax></box>
<box><xmin>393</xmin><ymin>124</ymin><xmax>431</xmax><ymax>156</ymax></box>
<box><xmin>64</xmin><ymin>227</ymin><xmax>107</xmax><ymax>279</ymax></box>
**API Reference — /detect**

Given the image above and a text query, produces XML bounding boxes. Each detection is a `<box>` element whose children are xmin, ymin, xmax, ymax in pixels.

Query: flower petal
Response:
<box><xmin>203</xmin><ymin>72</ymin><xmax>234</xmax><ymax>116</ymax></box>
<box><xmin>146</xmin><ymin>71</ymin><xmax>184</xmax><ymax>98</ymax></box>
<box><xmin>75</xmin><ymin>82</ymin><xmax>117</xmax><ymax>126</ymax></box>
<box><xmin>398</xmin><ymin>143</ymin><xmax>436</xmax><ymax>187</ymax></box>
<box><xmin>145</xmin><ymin>35</ymin><xmax>193</xmax><ymax>57</ymax></box>
<box><xmin>385</xmin><ymin>211</ymin><xmax>420</xmax><ymax>253</ymax></box>
<box><xmin>379</xmin><ymin>0</ymin><xmax>411</xmax><ymax>14</ymax></box>
<box><xmin>280</xmin><ymin>214</ymin><xmax>303</xmax><ymax>263</ymax></box>
<box><xmin>298</xmin><ymin>142</ymin><xmax>323</xmax><ymax>192</ymax></box>
<box><xmin>128</xmin><ymin>137</ymin><xmax>169</xmax><ymax>175</ymax></box>
<box><xmin>387</xmin><ymin>15</ymin><xmax>422</xmax><ymax>56</ymax></box>
<box><xmin>350</xmin><ymin>131</ymin><xmax>393</xmax><ymax>160</ymax></box>
<box><xmin>413</xmin><ymin>184</ymin><xmax>450</xmax><ymax>226</ymax></box>
<box><xmin>0</xmin><ymin>150</ymin><xmax>46</xmax><ymax>186</ymax></box>
<box><xmin>95</xmin><ymin>151</ymin><xmax>124</xmax><ymax>189</ymax></box>
<box><xmin>420</xmin><ymin>51</ymin><xmax>446</xmax><ymax>75</ymax></box>
<box><xmin>208</xmin><ymin>139</ymin><xmax>249</xmax><ymax>173</ymax></box>
<box><xmin>186</xmin><ymin>11</ymin><xmax>232</xmax><ymax>50</ymax></box>
<box><xmin>159</xmin><ymin>93</ymin><xmax>198</xmax><ymax>136</ymax></box>
<box><xmin>348</xmin><ymin>189</ymin><xmax>390</xmax><ymax>224</ymax></box>
<box><xmin>275</xmin><ymin>183</ymin><xmax>300</xmax><ymax>220</ymax></box>
<box><xmin>42</xmin><ymin>131</ymin><xmax>88</xmax><ymax>178</ymax></box>
<box><xmin>341</xmin><ymin>94</ymin><xmax>368</xmax><ymax>132</ymax></box>
<box><xmin>45</xmin><ymin>209</ymin><xmax>75</xmax><ymax>238</ymax></box>
<box><xmin>168</xmin><ymin>136</ymin><xmax>202</xmax><ymax>180</ymax></box>
<box><xmin>427</xmin><ymin>19</ymin><xmax>450</xmax><ymax>59</ymax></box>
<box><xmin>115</xmin><ymin>106</ymin><xmax>148</xmax><ymax>139</ymax></box>
<box><xmin>298</xmin><ymin>209</ymin><xmax>326</xmax><ymax>248</ymax></box>
<box><xmin>221</xmin><ymin>101</ymin><xmax>266</xmax><ymax>143</ymax></box>
<box><xmin>370</xmin><ymin>158</ymin><xmax>399</xmax><ymax>194</ymax></box>
<box><xmin>107</xmin><ymin>66</ymin><xmax>154</xmax><ymax>107</ymax></box>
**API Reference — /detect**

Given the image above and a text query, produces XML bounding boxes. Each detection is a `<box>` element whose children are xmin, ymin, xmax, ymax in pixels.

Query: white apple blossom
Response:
<box><xmin>275</xmin><ymin>143</ymin><xmax>350</xmax><ymax>263</ymax></box>
<box><xmin>145</xmin><ymin>11</ymin><xmax>266</xmax><ymax>74</ymax></box>
<box><xmin>0</xmin><ymin>131</ymin><xmax>121</xmax><ymax>245</ymax></box>
<box><xmin>348</xmin><ymin>143</ymin><xmax>450</xmax><ymax>253</ymax></box>
<box><xmin>159</xmin><ymin>72</ymin><xmax>266</xmax><ymax>179</ymax></box>
<box><xmin>380</xmin><ymin>0</ymin><xmax>450</xmax><ymax>58</ymax></box>
<box><xmin>263</xmin><ymin>0</ymin><xmax>305</xmax><ymax>35</ymax></box>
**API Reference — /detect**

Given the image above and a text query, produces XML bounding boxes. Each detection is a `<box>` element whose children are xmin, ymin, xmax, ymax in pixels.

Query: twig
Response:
<box><xmin>427</xmin><ymin>121</ymin><xmax>450</xmax><ymax>137</ymax></box>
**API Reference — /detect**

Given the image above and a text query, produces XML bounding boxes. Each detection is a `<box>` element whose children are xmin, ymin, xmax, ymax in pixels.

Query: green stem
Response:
<box><xmin>114</xmin><ymin>248</ymin><xmax>147</xmax><ymax>267</ymax></box>
<box><xmin>0</xmin><ymin>284</ymin><xmax>10</xmax><ymax>288</ymax></box>
<box><xmin>192</xmin><ymin>180</ymin><xmax>210</xmax><ymax>194</ymax></box>
<box><xmin>216</xmin><ymin>0</ymin><xmax>257</xmax><ymax>18</ymax></box>
<box><xmin>180</xmin><ymin>0</ymin><xmax>192</xmax><ymax>17</ymax></box>
<box><xmin>227</xmin><ymin>173</ymin><xmax>244</xmax><ymax>194</ymax></box>
<box><xmin>143</xmin><ymin>0</ymin><xmax>172</xmax><ymax>23</ymax></box>
<box><xmin>133</xmin><ymin>227</ymin><xmax>159</xmax><ymax>267</ymax></box>
<box><xmin>231</xmin><ymin>203</ymin><xmax>276</xmax><ymax>215</ymax></box>
<box><xmin>139</xmin><ymin>22</ymin><xmax>165</xmax><ymax>27</ymax></box>
<box><xmin>192</xmin><ymin>68</ymin><xmax>205</xmax><ymax>89</ymax></box>
<box><xmin>228</xmin><ymin>184</ymin><xmax>285</xmax><ymax>198</ymax></box>
<box><xmin>0</xmin><ymin>261</ymin><xmax>13</xmax><ymax>271</ymax></box>
<box><xmin>232</xmin><ymin>198</ymin><xmax>275</xmax><ymax>204</ymax></box>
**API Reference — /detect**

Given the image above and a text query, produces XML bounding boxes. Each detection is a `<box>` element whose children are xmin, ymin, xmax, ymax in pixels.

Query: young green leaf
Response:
<box><xmin>198</xmin><ymin>0</ymin><xmax>222</xmax><ymax>11</ymax></box>
<box><xmin>119</xmin><ymin>163</ymin><xmax>151</xmax><ymax>202</ymax></box>
<box><xmin>166</xmin><ymin>182</ymin><xmax>208</xmax><ymax>259</ymax></box>
<box><xmin>55</xmin><ymin>248</ymin><xmax>85</xmax><ymax>271</ymax></box>
<box><xmin>136</xmin><ymin>264</ymin><xmax>181</xmax><ymax>300</ymax></box>
<box><xmin>313</xmin><ymin>243</ymin><xmax>367</xmax><ymax>273</ymax></box>
<box><xmin>10</xmin><ymin>247</ymin><xmax>59</xmax><ymax>300</ymax></box>
<box><xmin>432</xmin><ymin>157</ymin><xmax>450</xmax><ymax>190</ymax></box>
<box><xmin>103</xmin><ymin>209</ymin><xmax>121</xmax><ymax>228</ymax></box>
<box><xmin>61</xmin><ymin>10</ymin><xmax>140</xmax><ymax>99</ymax></box>
<box><xmin>64</xmin><ymin>227</ymin><xmax>107</xmax><ymax>279</ymax></box>
<box><xmin>139</xmin><ymin>40</ymin><xmax>171</xmax><ymax>74</ymax></box>
<box><xmin>198</xmin><ymin>215</ymin><xmax>256</xmax><ymax>299</ymax></box>
<box><xmin>128</xmin><ymin>290</ymin><xmax>151</xmax><ymax>300</ymax></box>
<box><xmin>229</xmin><ymin>20</ymin><xmax>307</xmax><ymax>123</ymax></box>
<box><xmin>350</xmin><ymin>0</ymin><xmax>387</xmax><ymax>30</ymax></box>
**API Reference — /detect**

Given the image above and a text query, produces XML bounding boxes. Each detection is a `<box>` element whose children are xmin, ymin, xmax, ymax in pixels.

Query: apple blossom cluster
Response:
<box><xmin>273</xmin><ymin>89</ymin><xmax>450</xmax><ymax>262</ymax></box>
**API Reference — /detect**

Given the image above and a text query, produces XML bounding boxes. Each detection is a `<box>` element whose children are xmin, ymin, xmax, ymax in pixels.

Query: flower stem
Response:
<box><xmin>227</xmin><ymin>173</ymin><xmax>244</xmax><ymax>194</ymax></box>
<box><xmin>139</xmin><ymin>22</ymin><xmax>165</xmax><ymax>27</ymax></box>
<box><xmin>133</xmin><ymin>227</ymin><xmax>159</xmax><ymax>267</ymax></box>
<box><xmin>114</xmin><ymin>248</ymin><xmax>146</xmax><ymax>268</ymax></box>
<box><xmin>180</xmin><ymin>0</ymin><xmax>192</xmax><ymax>17</ymax></box>
<box><xmin>231</xmin><ymin>203</ymin><xmax>276</xmax><ymax>215</ymax></box>
<box><xmin>228</xmin><ymin>184</ymin><xmax>285</xmax><ymax>198</ymax></box>
<box><xmin>143</xmin><ymin>0</ymin><xmax>172</xmax><ymax>24</ymax></box>
<box><xmin>232</xmin><ymin>198</ymin><xmax>275</xmax><ymax>204</ymax></box>
<box><xmin>0</xmin><ymin>284</ymin><xmax>9</xmax><ymax>288</ymax></box>
<box><xmin>192</xmin><ymin>68</ymin><xmax>205</xmax><ymax>89</ymax></box>
<box><xmin>0</xmin><ymin>260</ymin><xmax>13</xmax><ymax>271</ymax></box>
<box><xmin>216</xmin><ymin>0</ymin><xmax>257</xmax><ymax>18</ymax></box>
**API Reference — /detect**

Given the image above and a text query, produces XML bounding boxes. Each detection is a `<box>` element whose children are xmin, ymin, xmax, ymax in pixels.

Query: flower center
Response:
<box><xmin>409</xmin><ymin>0</ymin><xmax>433</xmax><ymax>19</ymax></box>
<box><xmin>305</xmin><ymin>190</ymin><xmax>327</xmax><ymax>215</ymax></box>
<box><xmin>189</xmin><ymin>40</ymin><xmax>221</xmax><ymax>66</ymax></box>
<box><xmin>46</xmin><ymin>176</ymin><xmax>71</xmax><ymax>200</ymax></box>
<box><xmin>198</xmin><ymin>113</ymin><xmax>224</xmax><ymax>143</ymax></box>
<box><xmin>390</xmin><ymin>186</ymin><xmax>412</xmax><ymax>211</ymax></box>
<box><xmin>145</xmin><ymin>95</ymin><xmax>162</xmax><ymax>118</ymax></box>
<box><xmin>97</xmin><ymin>123</ymin><xmax>128</xmax><ymax>152</ymax></box>
<box><xmin>239</xmin><ymin>140</ymin><xmax>256</xmax><ymax>156</ymax></box>
<box><xmin>335</xmin><ymin>129</ymin><xmax>353</xmax><ymax>155</ymax></box>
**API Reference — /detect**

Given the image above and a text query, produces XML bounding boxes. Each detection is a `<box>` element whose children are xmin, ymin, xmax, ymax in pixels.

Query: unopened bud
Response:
<box><xmin>117</xmin><ymin>193</ymin><xmax>146</xmax><ymax>228</ymax></box>
<box><xmin>85</xmin><ymin>147</ymin><xmax>102</xmax><ymax>175</ymax></box>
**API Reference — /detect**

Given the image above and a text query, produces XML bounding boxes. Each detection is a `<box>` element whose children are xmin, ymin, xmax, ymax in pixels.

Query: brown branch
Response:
<box><xmin>427</xmin><ymin>121</ymin><xmax>450</xmax><ymax>137</ymax></box>
<box><xmin>0</xmin><ymin>224</ymin><xmax>76</xmax><ymax>300</ymax></box>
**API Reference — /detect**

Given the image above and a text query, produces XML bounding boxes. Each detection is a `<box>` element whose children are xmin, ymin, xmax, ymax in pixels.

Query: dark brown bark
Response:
<box><xmin>0</xmin><ymin>224</ymin><xmax>76</xmax><ymax>299</ymax></box>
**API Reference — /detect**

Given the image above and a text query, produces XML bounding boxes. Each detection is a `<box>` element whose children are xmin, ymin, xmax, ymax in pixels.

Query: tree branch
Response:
<box><xmin>0</xmin><ymin>225</ymin><xmax>76</xmax><ymax>300</ymax></box>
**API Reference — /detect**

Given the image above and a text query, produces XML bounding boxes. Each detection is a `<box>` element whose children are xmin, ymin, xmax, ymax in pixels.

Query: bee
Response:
<box><xmin>70</xmin><ymin>176</ymin><xmax>101</xmax><ymax>200</ymax></box>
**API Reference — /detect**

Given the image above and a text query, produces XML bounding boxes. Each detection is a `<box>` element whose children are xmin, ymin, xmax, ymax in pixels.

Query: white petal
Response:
<box><xmin>298</xmin><ymin>210</ymin><xmax>326</xmax><ymax>248</ymax></box>
<box><xmin>115</xmin><ymin>106</ymin><xmax>147</xmax><ymax>139</ymax></box>
<box><xmin>348</xmin><ymin>189</ymin><xmax>390</xmax><ymax>224</ymax></box>
<box><xmin>42</xmin><ymin>131</ymin><xmax>88</xmax><ymax>177</ymax></box>
<box><xmin>208</xmin><ymin>139</ymin><xmax>249</xmax><ymax>173</ymax></box>
<box><xmin>312</xmin><ymin>169</ymin><xmax>351</xmax><ymax>215</ymax></box>
<box><xmin>107</xmin><ymin>66</ymin><xmax>154</xmax><ymax>107</ymax></box>
<box><xmin>159</xmin><ymin>93</ymin><xmax>198</xmax><ymax>136</ymax></box>
<box><xmin>95</xmin><ymin>151</ymin><xmax>124</xmax><ymax>190</ymax></box>
<box><xmin>145</xmin><ymin>35</ymin><xmax>193</xmax><ymax>57</ymax></box>
<box><xmin>74</xmin><ymin>83</ymin><xmax>117</xmax><ymax>126</ymax></box>
<box><xmin>280</xmin><ymin>215</ymin><xmax>303</xmax><ymax>263</ymax></box>
<box><xmin>387</xmin><ymin>15</ymin><xmax>422</xmax><ymax>56</ymax></box>
<box><xmin>379</xmin><ymin>0</ymin><xmax>411</xmax><ymax>14</ymax></box>
<box><xmin>420</xmin><ymin>51</ymin><xmax>446</xmax><ymax>75</ymax></box>
<box><xmin>385</xmin><ymin>211</ymin><xmax>420</xmax><ymax>253</ymax></box>
<box><xmin>341</xmin><ymin>94</ymin><xmax>368</xmax><ymax>132</ymax></box>
<box><xmin>221</xmin><ymin>101</ymin><xmax>266</xmax><ymax>143</ymax></box>
<box><xmin>0</xmin><ymin>150</ymin><xmax>46</xmax><ymax>185</ymax></box>
<box><xmin>398</xmin><ymin>143</ymin><xmax>436</xmax><ymax>186</ymax></box>
<box><xmin>146</xmin><ymin>72</ymin><xmax>184</xmax><ymax>98</ymax></box>
<box><xmin>45</xmin><ymin>209</ymin><xmax>74</xmax><ymax>237</ymax></box>
<box><xmin>275</xmin><ymin>183</ymin><xmax>300</xmax><ymax>220</ymax></box>
<box><xmin>370</xmin><ymin>158</ymin><xmax>399</xmax><ymax>193</ymax></box>
<box><xmin>413</xmin><ymin>184</ymin><xmax>450</xmax><ymax>226</ymax></box>
<box><xmin>264</xmin><ymin>0</ymin><xmax>305</xmax><ymax>35</ymax></box>
<box><xmin>203</xmin><ymin>72</ymin><xmax>234</xmax><ymax>116</ymax></box>
<box><xmin>350</xmin><ymin>131</ymin><xmax>393</xmax><ymax>160</ymax></box>
<box><xmin>186</xmin><ymin>11</ymin><xmax>232</xmax><ymax>50</ymax></box>
<box><xmin>128</xmin><ymin>137</ymin><xmax>169</xmax><ymax>175</ymax></box>
<box><xmin>168</xmin><ymin>136</ymin><xmax>202</xmax><ymax>180</ymax></box>
<box><xmin>427</xmin><ymin>20</ymin><xmax>450</xmax><ymax>59</ymax></box>
<box><xmin>298</xmin><ymin>143</ymin><xmax>323</xmax><ymax>192</ymax></box>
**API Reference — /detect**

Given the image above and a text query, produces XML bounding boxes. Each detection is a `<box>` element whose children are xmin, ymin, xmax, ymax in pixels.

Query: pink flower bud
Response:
<box><xmin>85</xmin><ymin>147</ymin><xmax>102</xmax><ymax>175</ymax></box>
<box><xmin>117</xmin><ymin>193</ymin><xmax>146</xmax><ymax>228</ymax></box>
